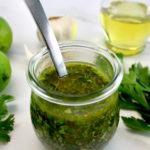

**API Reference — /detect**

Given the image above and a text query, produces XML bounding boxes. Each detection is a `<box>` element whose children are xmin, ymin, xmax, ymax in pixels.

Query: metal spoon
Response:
<box><xmin>24</xmin><ymin>0</ymin><xmax>68</xmax><ymax>77</ymax></box>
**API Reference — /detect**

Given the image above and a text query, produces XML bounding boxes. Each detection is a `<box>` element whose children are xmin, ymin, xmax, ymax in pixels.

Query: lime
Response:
<box><xmin>0</xmin><ymin>17</ymin><xmax>13</xmax><ymax>53</ymax></box>
<box><xmin>0</xmin><ymin>51</ymin><xmax>11</xmax><ymax>91</ymax></box>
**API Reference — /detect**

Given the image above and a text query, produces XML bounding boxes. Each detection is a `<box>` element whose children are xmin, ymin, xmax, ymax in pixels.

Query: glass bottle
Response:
<box><xmin>100</xmin><ymin>0</ymin><xmax>150</xmax><ymax>56</ymax></box>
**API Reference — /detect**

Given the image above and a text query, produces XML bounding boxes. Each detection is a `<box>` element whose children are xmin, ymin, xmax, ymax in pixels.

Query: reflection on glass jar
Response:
<box><xmin>100</xmin><ymin>0</ymin><xmax>150</xmax><ymax>56</ymax></box>
<box><xmin>27</xmin><ymin>41</ymin><xmax>123</xmax><ymax>150</ymax></box>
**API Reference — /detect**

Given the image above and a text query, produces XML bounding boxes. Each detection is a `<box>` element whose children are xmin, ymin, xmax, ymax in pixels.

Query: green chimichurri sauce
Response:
<box><xmin>31</xmin><ymin>63</ymin><xmax>119</xmax><ymax>150</ymax></box>
<box><xmin>38</xmin><ymin>63</ymin><xmax>110</xmax><ymax>96</ymax></box>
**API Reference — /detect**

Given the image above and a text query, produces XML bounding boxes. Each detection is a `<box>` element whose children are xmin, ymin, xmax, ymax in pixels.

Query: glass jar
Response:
<box><xmin>27</xmin><ymin>40</ymin><xmax>123</xmax><ymax>150</ymax></box>
<box><xmin>100</xmin><ymin>0</ymin><xmax>150</xmax><ymax>56</ymax></box>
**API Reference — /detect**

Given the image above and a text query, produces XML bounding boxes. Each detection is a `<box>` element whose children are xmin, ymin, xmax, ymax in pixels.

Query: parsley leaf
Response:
<box><xmin>119</xmin><ymin>63</ymin><xmax>150</xmax><ymax>131</ymax></box>
<box><xmin>0</xmin><ymin>95</ymin><xmax>15</xmax><ymax>142</ymax></box>
<box><xmin>129</xmin><ymin>64</ymin><xmax>150</xmax><ymax>88</ymax></box>
<box><xmin>119</xmin><ymin>70</ymin><xmax>149</xmax><ymax>109</ymax></box>
<box><xmin>116</xmin><ymin>53</ymin><xmax>124</xmax><ymax>63</ymax></box>
<box><xmin>122</xmin><ymin>117</ymin><xmax>150</xmax><ymax>131</ymax></box>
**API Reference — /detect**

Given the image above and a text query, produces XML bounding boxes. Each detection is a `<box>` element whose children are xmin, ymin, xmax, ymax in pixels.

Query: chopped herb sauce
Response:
<box><xmin>38</xmin><ymin>63</ymin><xmax>110</xmax><ymax>96</ymax></box>
<box><xmin>31</xmin><ymin>63</ymin><xmax>119</xmax><ymax>150</ymax></box>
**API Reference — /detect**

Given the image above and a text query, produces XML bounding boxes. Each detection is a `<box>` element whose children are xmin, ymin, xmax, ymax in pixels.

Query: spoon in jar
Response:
<box><xmin>24</xmin><ymin>0</ymin><xmax>68</xmax><ymax>77</ymax></box>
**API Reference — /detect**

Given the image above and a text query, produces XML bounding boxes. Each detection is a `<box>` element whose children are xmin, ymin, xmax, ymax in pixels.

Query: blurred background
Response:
<box><xmin>0</xmin><ymin>0</ymin><xmax>103</xmax><ymax>51</ymax></box>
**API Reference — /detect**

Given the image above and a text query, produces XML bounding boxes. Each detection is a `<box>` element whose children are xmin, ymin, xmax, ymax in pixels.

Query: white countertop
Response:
<box><xmin>0</xmin><ymin>0</ymin><xmax>150</xmax><ymax>150</ymax></box>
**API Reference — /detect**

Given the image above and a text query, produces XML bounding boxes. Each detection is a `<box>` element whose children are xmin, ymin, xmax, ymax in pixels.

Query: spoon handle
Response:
<box><xmin>24</xmin><ymin>0</ymin><xmax>68</xmax><ymax>77</ymax></box>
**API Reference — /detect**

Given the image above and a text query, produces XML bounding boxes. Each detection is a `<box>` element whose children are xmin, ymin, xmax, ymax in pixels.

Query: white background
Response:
<box><xmin>0</xmin><ymin>0</ymin><xmax>150</xmax><ymax>150</ymax></box>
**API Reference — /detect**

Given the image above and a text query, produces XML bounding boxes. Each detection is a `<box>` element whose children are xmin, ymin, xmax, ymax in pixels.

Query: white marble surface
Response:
<box><xmin>0</xmin><ymin>0</ymin><xmax>150</xmax><ymax>150</ymax></box>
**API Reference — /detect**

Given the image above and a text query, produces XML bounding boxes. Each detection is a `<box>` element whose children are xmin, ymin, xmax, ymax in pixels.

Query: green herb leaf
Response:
<box><xmin>0</xmin><ymin>95</ymin><xmax>14</xmax><ymax>142</ymax></box>
<box><xmin>119</xmin><ymin>83</ymin><xmax>149</xmax><ymax>109</ymax></box>
<box><xmin>116</xmin><ymin>53</ymin><xmax>124</xmax><ymax>63</ymax></box>
<box><xmin>119</xmin><ymin>63</ymin><xmax>150</xmax><ymax>131</ymax></box>
<box><xmin>139</xmin><ymin>109</ymin><xmax>150</xmax><ymax>123</ymax></box>
<box><xmin>119</xmin><ymin>93</ymin><xmax>141</xmax><ymax>110</ymax></box>
<box><xmin>122</xmin><ymin>117</ymin><xmax>150</xmax><ymax>131</ymax></box>
<box><xmin>129</xmin><ymin>63</ymin><xmax>150</xmax><ymax>87</ymax></box>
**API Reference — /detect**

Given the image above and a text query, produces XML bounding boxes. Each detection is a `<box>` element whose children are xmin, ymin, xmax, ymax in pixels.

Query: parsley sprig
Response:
<box><xmin>0</xmin><ymin>95</ymin><xmax>15</xmax><ymax>142</ymax></box>
<box><xmin>119</xmin><ymin>63</ymin><xmax>150</xmax><ymax>131</ymax></box>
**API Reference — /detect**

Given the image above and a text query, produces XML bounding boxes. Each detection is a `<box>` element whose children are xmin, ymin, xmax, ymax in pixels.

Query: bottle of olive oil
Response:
<box><xmin>100</xmin><ymin>1</ymin><xmax>150</xmax><ymax>55</ymax></box>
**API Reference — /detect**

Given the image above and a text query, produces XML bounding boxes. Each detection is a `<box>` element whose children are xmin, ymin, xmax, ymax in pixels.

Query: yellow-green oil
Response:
<box><xmin>100</xmin><ymin>1</ymin><xmax>150</xmax><ymax>56</ymax></box>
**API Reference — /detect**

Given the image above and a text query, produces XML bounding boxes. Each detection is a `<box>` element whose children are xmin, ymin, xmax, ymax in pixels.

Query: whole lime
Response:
<box><xmin>0</xmin><ymin>17</ymin><xmax>13</xmax><ymax>53</ymax></box>
<box><xmin>0</xmin><ymin>51</ymin><xmax>11</xmax><ymax>91</ymax></box>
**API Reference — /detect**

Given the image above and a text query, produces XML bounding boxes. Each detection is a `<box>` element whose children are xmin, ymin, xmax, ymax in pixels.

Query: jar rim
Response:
<box><xmin>27</xmin><ymin>40</ymin><xmax>123</xmax><ymax>106</ymax></box>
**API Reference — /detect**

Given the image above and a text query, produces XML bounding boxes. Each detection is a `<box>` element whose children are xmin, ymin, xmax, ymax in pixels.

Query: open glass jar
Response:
<box><xmin>27</xmin><ymin>41</ymin><xmax>123</xmax><ymax>150</ymax></box>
